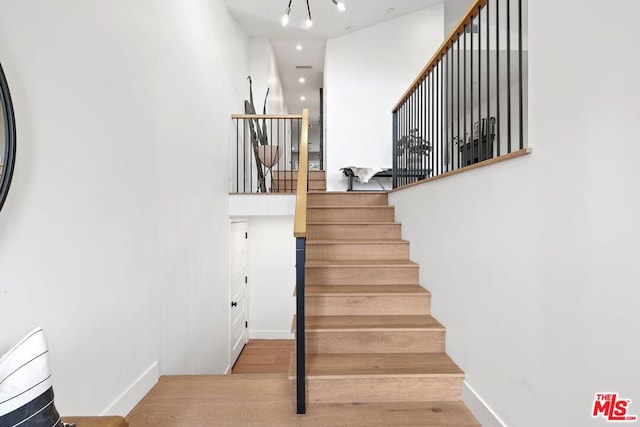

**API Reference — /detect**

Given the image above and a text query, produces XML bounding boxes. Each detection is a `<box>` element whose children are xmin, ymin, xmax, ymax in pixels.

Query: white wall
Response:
<box><xmin>389</xmin><ymin>1</ymin><xmax>640</xmax><ymax>426</ymax></box>
<box><xmin>247</xmin><ymin>216</ymin><xmax>295</xmax><ymax>339</ymax></box>
<box><xmin>248</xmin><ymin>38</ymin><xmax>286</xmax><ymax>115</ymax></box>
<box><xmin>0</xmin><ymin>0</ymin><xmax>248</xmax><ymax>416</ymax></box>
<box><xmin>444</xmin><ymin>0</ymin><xmax>472</xmax><ymax>36</ymax></box>
<box><xmin>324</xmin><ymin>5</ymin><xmax>444</xmax><ymax>190</ymax></box>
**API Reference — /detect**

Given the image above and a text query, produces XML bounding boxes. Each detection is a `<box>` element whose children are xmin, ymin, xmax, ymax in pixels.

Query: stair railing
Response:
<box><xmin>392</xmin><ymin>0</ymin><xmax>527</xmax><ymax>188</ymax></box>
<box><xmin>293</xmin><ymin>109</ymin><xmax>310</xmax><ymax>415</ymax></box>
<box><xmin>230</xmin><ymin>114</ymin><xmax>304</xmax><ymax>193</ymax></box>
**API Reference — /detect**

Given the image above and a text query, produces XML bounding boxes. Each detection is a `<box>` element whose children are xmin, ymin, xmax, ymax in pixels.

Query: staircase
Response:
<box><xmin>289</xmin><ymin>191</ymin><xmax>479</xmax><ymax>424</ymax></box>
<box><xmin>271</xmin><ymin>170</ymin><xmax>326</xmax><ymax>193</ymax></box>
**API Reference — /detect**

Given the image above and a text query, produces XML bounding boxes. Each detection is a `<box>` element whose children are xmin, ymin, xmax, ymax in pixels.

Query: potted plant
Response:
<box><xmin>244</xmin><ymin>76</ymin><xmax>281</xmax><ymax>192</ymax></box>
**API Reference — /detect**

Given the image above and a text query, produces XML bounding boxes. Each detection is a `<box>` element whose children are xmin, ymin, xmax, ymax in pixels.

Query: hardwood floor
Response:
<box><xmin>126</xmin><ymin>374</ymin><xmax>480</xmax><ymax>426</ymax></box>
<box><xmin>126</xmin><ymin>340</ymin><xmax>479</xmax><ymax>426</ymax></box>
<box><xmin>231</xmin><ymin>339</ymin><xmax>294</xmax><ymax>374</ymax></box>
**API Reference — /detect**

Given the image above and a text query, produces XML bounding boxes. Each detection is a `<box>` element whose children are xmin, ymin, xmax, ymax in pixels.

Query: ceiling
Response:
<box><xmin>224</xmin><ymin>0</ymin><xmax>443</xmax><ymax>124</ymax></box>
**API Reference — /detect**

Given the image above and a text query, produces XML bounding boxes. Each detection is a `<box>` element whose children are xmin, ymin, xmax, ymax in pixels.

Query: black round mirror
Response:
<box><xmin>0</xmin><ymin>62</ymin><xmax>16</xmax><ymax>212</ymax></box>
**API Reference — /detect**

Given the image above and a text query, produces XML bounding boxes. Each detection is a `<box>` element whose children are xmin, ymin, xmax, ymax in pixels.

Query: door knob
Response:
<box><xmin>231</xmin><ymin>301</ymin><xmax>238</xmax><ymax>307</ymax></box>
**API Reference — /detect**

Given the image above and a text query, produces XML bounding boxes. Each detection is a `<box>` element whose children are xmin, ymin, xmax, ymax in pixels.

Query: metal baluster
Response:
<box><xmin>424</xmin><ymin>76</ymin><xmax>428</xmax><ymax>178</ymax></box>
<box><xmin>270</xmin><ymin>118</ymin><xmax>274</xmax><ymax>192</ymax></box>
<box><xmin>478</xmin><ymin>6</ymin><xmax>482</xmax><ymax>164</ymax></box>
<box><xmin>496</xmin><ymin>0</ymin><xmax>501</xmax><ymax>156</ymax></box>
<box><xmin>464</xmin><ymin>25</ymin><xmax>467</xmax><ymax>167</ymax></box>
<box><xmin>470</xmin><ymin>16</ymin><xmax>474</xmax><ymax>166</ymax></box>
<box><xmin>419</xmin><ymin>78</ymin><xmax>423</xmax><ymax>180</ymax></box>
<box><xmin>295</xmin><ymin>237</ymin><xmax>306</xmax><ymax>414</ymax></box>
<box><xmin>235</xmin><ymin>119</ymin><xmax>239</xmax><ymax>193</ymax></box>
<box><xmin>486</xmin><ymin>1</ymin><xmax>491</xmax><ymax>160</ymax></box>
<box><xmin>439</xmin><ymin>58</ymin><xmax>443</xmax><ymax>175</ymax></box>
<box><xmin>247</xmin><ymin>119</ymin><xmax>251</xmax><ymax>192</ymax></box>
<box><xmin>507</xmin><ymin>0</ymin><xmax>512</xmax><ymax>153</ymax></box>
<box><xmin>392</xmin><ymin>111</ymin><xmax>398</xmax><ymax>188</ymax></box>
<box><xmin>411</xmin><ymin>91</ymin><xmax>415</xmax><ymax>183</ymax></box>
<box><xmin>450</xmin><ymin>45</ymin><xmax>454</xmax><ymax>173</ymax></box>
<box><xmin>518</xmin><ymin>0</ymin><xmax>524</xmax><ymax>150</ymax></box>
<box><xmin>457</xmin><ymin>37</ymin><xmax>461</xmax><ymax>170</ymax></box>
<box><xmin>429</xmin><ymin>68</ymin><xmax>436</xmax><ymax>176</ymax></box>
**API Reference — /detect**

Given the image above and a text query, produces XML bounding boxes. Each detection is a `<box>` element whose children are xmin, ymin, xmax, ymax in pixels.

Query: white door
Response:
<box><xmin>229</xmin><ymin>219</ymin><xmax>249</xmax><ymax>367</ymax></box>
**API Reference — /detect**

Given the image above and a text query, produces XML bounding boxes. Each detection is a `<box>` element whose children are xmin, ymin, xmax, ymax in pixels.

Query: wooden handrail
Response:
<box><xmin>231</xmin><ymin>113</ymin><xmax>304</xmax><ymax>119</ymax></box>
<box><xmin>293</xmin><ymin>109</ymin><xmax>309</xmax><ymax>238</ymax></box>
<box><xmin>392</xmin><ymin>0</ymin><xmax>487</xmax><ymax>112</ymax></box>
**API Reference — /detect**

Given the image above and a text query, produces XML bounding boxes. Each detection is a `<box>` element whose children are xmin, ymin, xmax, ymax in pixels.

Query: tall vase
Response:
<box><xmin>257</xmin><ymin>145</ymin><xmax>281</xmax><ymax>168</ymax></box>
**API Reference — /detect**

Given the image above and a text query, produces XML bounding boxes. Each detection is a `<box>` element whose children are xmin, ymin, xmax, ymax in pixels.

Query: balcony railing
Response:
<box><xmin>230</xmin><ymin>114</ymin><xmax>304</xmax><ymax>193</ymax></box>
<box><xmin>392</xmin><ymin>0</ymin><xmax>528</xmax><ymax>188</ymax></box>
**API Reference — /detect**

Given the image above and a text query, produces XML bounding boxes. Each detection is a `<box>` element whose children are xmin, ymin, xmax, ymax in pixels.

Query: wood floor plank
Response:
<box><xmin>127</xmin><ymin>375</ymin><xmax>479</xmax><ymax>427</ymax></box>
<box><xmin>231</xmin><ymin>339</ymin><xmax>294</xmax><ymax>374</ymax></box>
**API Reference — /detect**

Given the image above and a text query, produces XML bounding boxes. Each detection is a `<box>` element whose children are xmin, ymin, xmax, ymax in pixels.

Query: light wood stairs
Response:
<box><xmin>271</xmin><ymin>170</ymin><xmax>326</xmax><ymax>193</ymax></box>
<box><xmin>289</xmin><ymin>191</ymin><xmax>479</xmax><ymax>425</ymax></box>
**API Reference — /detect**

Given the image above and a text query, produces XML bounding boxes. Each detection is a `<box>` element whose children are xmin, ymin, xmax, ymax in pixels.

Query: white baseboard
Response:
<box><xmin>249</xmin><ymin>330</ymin><xmax>294</xmax><ymax>340</ymax></box>
<box><xmin>101</xmin><ymin>361</ymin><xmax>159</xmax><ymax>416</ymax></box>
<box><xmin>463</xmin><ymin>380</ymin><xmax>507</xmax><ymax>427</ymax></box>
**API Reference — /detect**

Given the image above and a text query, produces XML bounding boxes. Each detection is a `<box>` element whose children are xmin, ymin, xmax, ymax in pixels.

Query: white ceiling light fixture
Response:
<box><xmin>299</xmin><ymin>77</ymin><xmax>306</xmax><ymax>83</ymax></box>
<box><xmin>296</xmin><ymin>44</ymin><xmax>302</xmax><ymax>51</ymax></box>
<box><xmin>330</xmin><ymin>0</ymin><xmax>346</xmax><ymax>12</ymax></box>
<box><xmin>305</xmin><ymin>0</ymin><xmax>313</xmax><ymax>28</ymax></box>
<box><xmin>300</xmin><ymin>95</ymin><xmax>306</xmax><ymax>101</ymax></box>
<box><xmin>281</xmin><ymin>0</ymin><xmax>346</xmax><ymax>29</ymax></box>
<box><xmin>281</xmin><ymin>0</ymin><xmax>292</xmax><ymax>26</ymax></box>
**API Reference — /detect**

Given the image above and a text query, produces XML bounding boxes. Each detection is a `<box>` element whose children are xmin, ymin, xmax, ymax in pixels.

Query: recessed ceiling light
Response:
<box><xmin>296</xmin><ymin>44</ymin><xmax>302</xmax><ymax>51</ymax></box>
<box><xmin>299</xmin><ymin>77</ymin><xmax>305</xmax><ymax>83</ymax></box>
<box><xmin>300</xmin><ymin>95</ymin><xmax>306</xmax><ymax>101</ymax></box>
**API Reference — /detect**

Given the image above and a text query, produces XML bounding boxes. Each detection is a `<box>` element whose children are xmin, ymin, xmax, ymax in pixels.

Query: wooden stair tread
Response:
<box><xmin>307</xmin><ymin>221</ymin><xmax>400</xmax><ymax>225</ymax></box>
<box><xmin>305</xmin><ymin>285</ymin><xmax>429</xmax><ymax>296</ymax></box>
<box><xmin>293</xmin><ymin>315</ymin><xmax>445</xmax><ymax>332</ymax></box>
<box><xmin>306</xmin><ymin>259</ymin><xmax>418</xmax><ymax>267</ymax></box>
<box><xmin>293</xmin><ymin>353</ymin><xmax>464</xmax><ymax>379</ymax></box>
<box><xmin>308</xmin><ymin>206</ymin><xmax>393</xmax><ymax>209</ymax></box>
<box><xmin>306</xmin><ymin>239</ymin><xmax>408</xmax><ymax>244</ymax></box>
<box><xmin>316</xmin><ymin>191</ymin><xmax>387</xmax><ymax>194</ymax></box>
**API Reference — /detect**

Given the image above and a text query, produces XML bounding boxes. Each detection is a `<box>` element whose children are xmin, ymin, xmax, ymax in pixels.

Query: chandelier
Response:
<box><xmin>281</xmin><ymin>0</ymin><xmax>346</xmax><ymax>28</ymax></box>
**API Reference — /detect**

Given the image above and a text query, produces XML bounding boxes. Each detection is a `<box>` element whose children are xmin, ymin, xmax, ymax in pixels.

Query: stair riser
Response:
<box><xmin>306</xmin><ymin>267</ymin><xmax>419</xmax><ymax>285</ymax></box>
<box><xmin>306</xmin><ymin>331</ymin><xmax>444</xmax><ymax>354</ymax></box>
<box><xmin>306</xmin><ymin>224</ymin><xmax>402</xmax><ymax>240</ymax></box>
<box><xmin>272</xmin><ymin>180</ymin><xmax>326</xmax><ymax>193</ymax></box>
<box><xmin>305</xmin><ymin>295</ymin><xmax>430</xmax><ymax>316</ymax></box>
<box><xmin>308</xmin><ymin>193</ymin><xmax>388</xmax><ymax>207</ymax></box>
<box><xmin>272</xmin><ymin>171</ymin><xmax>325</xmax><ymax>180</ymax></box>
<box><xmin>307</xmin><ymin>208</ymin><xmax>395</xmax><ymax>222</ymax></box>
<box><xmin>306</xmin><ymin>243</ymin><xmax>409</xmax><ymax>261</ymax></box>
<box><xmin>306</xmin><ymin>377</ymin><xmax>463</xmax><ymax>404</ymax></box>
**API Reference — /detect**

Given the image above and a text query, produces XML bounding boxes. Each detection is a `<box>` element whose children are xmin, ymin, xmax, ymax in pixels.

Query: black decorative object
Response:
<box><xmin>0</xmin><ymin>62</ymin><xmax>16</xmax><ymax>213</ymax></box>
